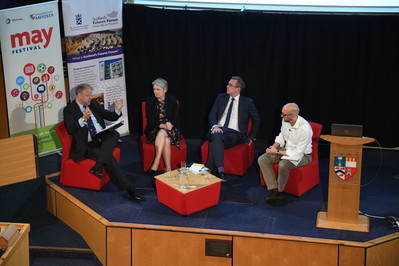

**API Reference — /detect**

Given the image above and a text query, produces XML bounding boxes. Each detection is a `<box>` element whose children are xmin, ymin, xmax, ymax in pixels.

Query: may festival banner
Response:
<box><xmin>0</xmin><ymin>1</ymin><xmax>66</xmax><ymax>155</ymax></box>
<box><xmin>62</xmin><ymin>0</ymin><xmax>129</xmax><ymax>135</ymax></box>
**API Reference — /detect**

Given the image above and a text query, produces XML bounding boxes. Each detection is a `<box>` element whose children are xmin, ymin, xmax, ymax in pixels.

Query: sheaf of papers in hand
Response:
<box><xmin>189</xmin><ymin>163</ymin><xmax>205</xmax><ymax>174</ymax></box>
<box><xmin>96</xmin><ymin>120</ymin><xmax>124</xmax><ymax>135</ymax></box>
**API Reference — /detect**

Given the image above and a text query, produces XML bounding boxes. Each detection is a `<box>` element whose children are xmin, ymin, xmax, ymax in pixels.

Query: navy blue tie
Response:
<box><xmin>84</xmin><ymin>106</ymin><xmax>97</xmax><ymax>138</ymax></box>
<box><xmin>223</xmin><ymin>98</ymin><xmax>234</xmax><ymax>131</ymax></box>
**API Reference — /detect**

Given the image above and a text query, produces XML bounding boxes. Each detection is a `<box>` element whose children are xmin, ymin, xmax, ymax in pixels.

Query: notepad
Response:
<box><xmin>96</xmin><ymin>120</ymin><xmax>124</xmax><ymax>136</ymax></box>
<box><xmin>189</xmin><ymin>163</ymin><xmax>205</xmax><ymax>174</ymax></box>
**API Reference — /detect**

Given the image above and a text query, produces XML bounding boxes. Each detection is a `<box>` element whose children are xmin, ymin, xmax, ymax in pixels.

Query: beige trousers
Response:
<box><xmin>258</xmin><ymin>149</ymin><xmax>312</xmax><ymax>192</ymax></box>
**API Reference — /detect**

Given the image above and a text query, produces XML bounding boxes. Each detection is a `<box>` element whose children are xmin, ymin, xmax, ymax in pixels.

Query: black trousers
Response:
<box><xmin>85</xmin><ymin>130</ymin><xmax>131</xmax><ymax>190</ymax></box>
<box><xmin>206</xmin><ymin>129</ymin><xmax>244</xmax><ymax>173</ymax></box>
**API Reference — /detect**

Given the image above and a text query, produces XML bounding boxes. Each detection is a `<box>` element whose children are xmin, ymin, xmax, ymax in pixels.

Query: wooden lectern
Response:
<box><xmin>0</xmin><ymin>223</ymin><xmax>30</xmax><ymax>265</ymax></box>
<box><xmin>316</xmin><ymin>135</ymin><xmax>374</xmax><ymax>232</ymax></box>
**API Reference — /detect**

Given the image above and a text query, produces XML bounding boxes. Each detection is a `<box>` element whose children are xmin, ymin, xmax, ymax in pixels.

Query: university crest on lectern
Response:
<box><xmin>334</xmin><ymin>156</ymin><xmax>357</xmax><ymax>180</ymax></box>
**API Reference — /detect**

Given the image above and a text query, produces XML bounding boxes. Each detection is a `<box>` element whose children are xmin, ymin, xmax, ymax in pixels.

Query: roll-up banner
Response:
<box><xmin>0</xmin><ymin>1</ymin><xmax>66</xmax><ymax>155</ymax></box>
<box><xmin>61</xmin><ymin>0</ymin><xmax>129</xmax><ymax>136</ymax></box>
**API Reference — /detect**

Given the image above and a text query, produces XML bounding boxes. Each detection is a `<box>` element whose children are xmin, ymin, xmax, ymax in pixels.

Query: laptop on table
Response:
<box><xmin>331</xmin><ymin>123</ymin><xmax>363</xmax><ymax>137</ymax></box>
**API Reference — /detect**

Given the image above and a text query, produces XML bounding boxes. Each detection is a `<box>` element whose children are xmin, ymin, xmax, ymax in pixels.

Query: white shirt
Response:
<box><xmin>77</xmin><ymin>102</ymin><xmax>103</xmax><ymax>141</ymax></box>
<box><xmin>275</xmin><ymin>115</ymin><xmax>312</xmax><ymax>166</ymax></box>
<box><xmin>217</xmin><ymin>94</ymin><xmax>240</xmax><ymax>132</ymax></box>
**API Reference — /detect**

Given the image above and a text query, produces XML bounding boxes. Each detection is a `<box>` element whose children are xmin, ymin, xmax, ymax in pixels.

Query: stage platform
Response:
<box><xmin>43</xmin><ymin>136</ymin><xmax>399</xmax><ymax>265</ymax></box>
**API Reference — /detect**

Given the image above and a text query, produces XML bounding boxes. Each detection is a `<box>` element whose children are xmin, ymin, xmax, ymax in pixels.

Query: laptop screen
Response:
<box><xmin>331</xmin><ymin>123</ymin><xmax>363</xmax><ymax>137</ymax></box>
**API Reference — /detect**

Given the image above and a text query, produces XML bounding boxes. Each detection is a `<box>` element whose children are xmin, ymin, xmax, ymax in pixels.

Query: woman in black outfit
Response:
<box><xmin>145</xmin><ymin>78</ymin><xmax>182</xmax><ymax>174</ymax></box>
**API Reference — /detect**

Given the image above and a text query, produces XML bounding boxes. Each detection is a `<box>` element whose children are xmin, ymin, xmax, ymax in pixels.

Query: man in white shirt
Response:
<box><xmin>258</xmin><ymin>103</ymin><xmax>312</xmax><ymax>204</ymax></box>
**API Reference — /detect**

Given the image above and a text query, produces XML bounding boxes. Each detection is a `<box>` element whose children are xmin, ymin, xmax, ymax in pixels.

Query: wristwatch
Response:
<box><xmin>82</xmin><ymin>117</ymin><xmax>87</xmax><ymax>122</ymax></box>
<box><xmin>276</xmin><ymin>150</ymin><xmax>279</xmax><ymax>155</ymax></box>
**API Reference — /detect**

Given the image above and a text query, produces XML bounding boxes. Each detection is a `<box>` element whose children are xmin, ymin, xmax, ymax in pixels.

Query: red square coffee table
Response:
<box><xmin>154</xmin><ymin>169</ymin><xmax>222</xmax><ymax>215</ymax></box>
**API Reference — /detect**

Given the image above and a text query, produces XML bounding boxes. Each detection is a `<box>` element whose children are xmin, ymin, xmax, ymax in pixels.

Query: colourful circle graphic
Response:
<box><xmin>55</xmin><ymin>91</ymin><xmax>63</xmax><ymax>99</ymax></box>
<box><xmin>11</xmin><ymin>89</ymin><xmax>19</xmax><ymax>97</ymax></box>
<box><xmin>25</xmin><ymin>106</ymin><xmax>33</xmax><ymax>113</ymax></box>
<box><xmin>37</xmin><ymin>63</ymin><xmax>46</xmax><ymax>73</ymax></box>
<box><xmin>48</xmin><ymin>84</ymin><xmax>56</xmax><ymax>91</ymax></box>
<box><xmin>16</xmin><ymin>76</ymin><xmax>24</xmax><ymax>86</ymax></box>
<box><xmin>48</xmin><ymin>66</ymin><xmax>55</xmax><ymax>74</ymax></box>
<box><xmin>32</xmin><ymin>76</ymin><xmax>40</xmax><ymax>85</ymax></box>
<box><xmin>24</xmin><ymin>63</ymin><xmax>35</xmax><ymax>76</ymax></box>
<box><xmin>20</xmin><ymin>91</ymin><xmax>30</xmax><ymax>101</ymax></box>
<box><xmin>23</xmin><ymin>83</ymin><xmax>30</xmax><ymax>90</ymax></box>
<box><xmin>42</xmin><ymin>73</ymin><xmax>50</xmax><ymax>82</ymax></box>
<box><xmin>37</xmin><ymin>84</ymin><xmax>46</xmax><ymax>93</ymax></box>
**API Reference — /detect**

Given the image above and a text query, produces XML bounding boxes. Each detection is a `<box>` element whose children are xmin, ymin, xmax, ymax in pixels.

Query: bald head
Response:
<box><xmin>281</xmin><ymin>103</ymin><xmax>300</xmax><ymax>125</ymax></box>
<box><xmin>283</xmin><ymin>103</ymin><xmax>300</xmax><ymax>116</ymax></box>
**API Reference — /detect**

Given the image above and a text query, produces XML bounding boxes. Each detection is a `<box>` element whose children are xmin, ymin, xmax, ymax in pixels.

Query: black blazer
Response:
<box><xmin>208</xmin><ymin>93</ymin><xmax>261</xmax><ymax>141</ymax></box>
<box><xmin>144</xmin><ymin>95</ymin><xmax>180</xmax><ymax>136</ymax></box>
<box><xmin>63</xmin><ymin>99</ymin><xmax>121</xmax><ymax>162</ymax></box>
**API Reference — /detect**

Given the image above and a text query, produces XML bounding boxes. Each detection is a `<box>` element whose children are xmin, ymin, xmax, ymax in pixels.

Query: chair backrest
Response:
<box><xmin>54</xmin><ymin>121</ymin><xmax>72</xmax><ymax>165</ymax></box>
<box><xmin>141</xmin><ymin>101</ymin><xmax>148</xmax><ymax>135</ymax></box>
<box><xmin>246</xmin><ymin>119</ymin><xmax>253</xmax><ymax>136</ymax></box>
<box><xmin>308</xmin><ymin>121</ymin><xmax>323</xmax><ymax>161</ymax></box>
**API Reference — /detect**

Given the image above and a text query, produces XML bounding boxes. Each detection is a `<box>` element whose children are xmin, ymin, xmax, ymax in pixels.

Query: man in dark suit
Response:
<box><xmin>206</xmin><ymin>76</ymin><xmax>261</xmax><ymax>180</ymax></box>
<box><xmin>63</xmin><ymin>83</ymin><xmax>141</xmax><ymax>201</ymax></box>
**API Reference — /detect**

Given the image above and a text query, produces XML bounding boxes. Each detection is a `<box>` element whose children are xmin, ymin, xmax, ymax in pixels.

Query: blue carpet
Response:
<box><xmin>46</xmin><ymin>135</ymin><xmax>399</xmax><ymax>243</ymax></box>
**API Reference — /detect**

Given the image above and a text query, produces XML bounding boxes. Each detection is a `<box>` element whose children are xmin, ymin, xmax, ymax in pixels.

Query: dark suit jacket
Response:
<box><xmin>144</xmin><ymin>95</ymin><xmax>180</xmax><ymax>136</ymax></box>
<box><xmin>63</xmin><ymin>99</ymin><xmax>122</xmax><ymax>162</ymax></box>
<box><xmin>208</xmin><ymin>93</ymin><xmax>261</xmax><ymax>141</ymax></box>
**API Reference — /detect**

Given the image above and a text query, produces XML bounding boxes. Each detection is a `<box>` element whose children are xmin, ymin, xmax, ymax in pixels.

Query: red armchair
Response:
<box><xmin>139</xmin><ymin>101</ymin><xmax>187</xmax><ymax>171</ymax></box>
<box><xmin>259</xmin><ymin>121</ymin><xmax>323</xmax><ymax>196</ymax></box>
<box><xmin>201</xmin><ymin>120</ymin><xmax>254</xmax><ymax>176</ymax></box>
<box><xmin>55</xmin><ymin>121</ymin><xmax>120</xmax><ymax>190</ymax></box>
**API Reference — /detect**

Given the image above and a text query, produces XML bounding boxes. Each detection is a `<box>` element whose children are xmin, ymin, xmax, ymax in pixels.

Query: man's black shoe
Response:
<box><xmin>265</xmin><ymin>195</ymin><xmax>277</xmax><ymax>204</ymax></box>
<box><xmin>90</xmin><ymin>164</ymin><xmax>104</xmax><ymax>178</ymax></box>
<box><xmin>265</xmin><ymin>189</ymin><xmax>279</xmax><ymax>204</ymax></box>
<box><xmin>218</xmin><ymin>172</ymin><xmax>226</xmax><ymax>181</ymax></box>
<box><xmin>266</xmin><ymin>190</ymin><xmax>286</xmax><ymax>204</ymax></box>
<box><xmin>265</xmin><ymin>198</ymin><xmax>274</xmax><ymax>204</ymax></box>
<box><xmin>127</xmin><ymin>188</ymin><xmax>142</xmax><ymax>201</ymax></box>
<box><xmin>275</xmin><ymin>191</ymin><xmax>286</xmax><ymax>203</ymax></box>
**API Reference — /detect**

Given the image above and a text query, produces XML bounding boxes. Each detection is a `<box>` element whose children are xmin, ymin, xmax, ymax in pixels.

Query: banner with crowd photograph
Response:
<box><xmin>62</xmin><ymin>0</ymin><xmax>129</xmax><ymax>135</ymax></box>
<box><xmin>0</xmin><ymin>1</ymin><xmax>66</xmax><ymax>155</ymax></box>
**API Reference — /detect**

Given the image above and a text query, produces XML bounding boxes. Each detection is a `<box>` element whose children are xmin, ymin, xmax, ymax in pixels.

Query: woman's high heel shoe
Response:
<box><xmin>146</xmin><ymin>169</ymin><xmax>157</xmax><ymax>176</ymax></box>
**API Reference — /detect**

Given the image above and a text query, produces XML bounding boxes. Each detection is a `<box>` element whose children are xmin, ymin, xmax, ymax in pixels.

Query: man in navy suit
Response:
<box><xmin>206</xmin><ymin>76</ymin><xmax>261</xmax><ymax>180</ymax></box>
<box><xmin>63</xmin><ymin>83</ymin><xmax>141</xmax><ymax>201</ymax></box>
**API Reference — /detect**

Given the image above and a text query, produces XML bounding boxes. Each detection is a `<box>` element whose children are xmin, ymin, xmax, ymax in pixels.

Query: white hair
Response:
<box><xmin>152</xmin><ymin>78</ymin><xmax>168</xmax><ymax>91</ymax></box>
